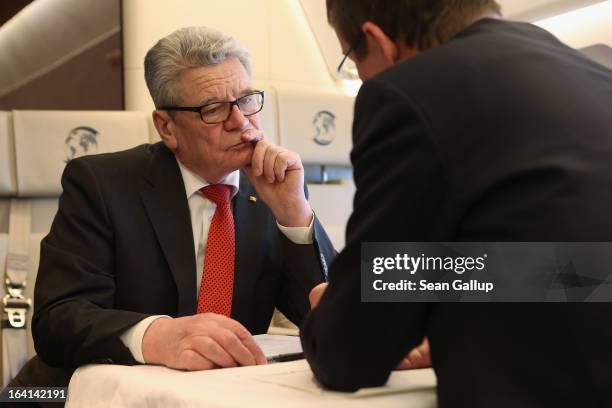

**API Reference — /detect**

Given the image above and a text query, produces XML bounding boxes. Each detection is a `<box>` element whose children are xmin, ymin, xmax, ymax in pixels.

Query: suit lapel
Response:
<box><xmin>231</xmin><ymin>170</ymin><xmax>268</xmax><ymax>325</ymax></box>
<box><xmin>140</xmin><ymin>144</ymin><xmax>197</xmax><ymax>316</ymax></box>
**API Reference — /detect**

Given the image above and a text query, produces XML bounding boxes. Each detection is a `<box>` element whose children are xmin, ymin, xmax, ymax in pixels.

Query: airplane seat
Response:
<box><xmin>276</xmin><ymin>87</ymin><xmax>355</xmax><ymax>251</ymax></box>
<box><xmin>0</xmin><ymin>110</ymin><xmax>150</xmax><ymax>387</ymax></box>
<box><xmin>0</xmin><ymin>112</ymin><xmax>14</xmax><ymax>235</ymax></box>
<box><xmin>0</xmin><ymin>111</ymin><xmax>15</xmax><ymax>236</ymax></box>
<box><xmin>267</xmin><ymin>87</ymin><xmax>356</xmax><ymax>334</ymax></box>
<box><xmin>0</xmin><ymin>110</ymin><xmax>21</xmax><ymax>387</ymax></box>
<box><xmin>306</xmin><ymin>179</ymin><xmax>355</xmax><ymax>250</ymax></box>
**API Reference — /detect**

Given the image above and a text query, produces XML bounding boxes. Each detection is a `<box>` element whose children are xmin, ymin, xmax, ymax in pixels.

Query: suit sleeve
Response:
<box><xmin>300</xmin><ymin>78</ymin><xmax>446</xmax><ymax>391</ymax></box>
<box><xmin>275</xmin><ymin>202</ymin><xmax>337</xmax><ymax>326</ymax></box>
<box><xmin>32</xmin><ymin>158</ymin><xmax>149</xmax><ymax>368</ymax></box>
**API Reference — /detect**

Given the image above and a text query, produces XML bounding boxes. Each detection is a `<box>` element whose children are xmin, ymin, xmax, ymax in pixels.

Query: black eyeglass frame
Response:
<box><xmin>337</xmin><ymin>33</ymin><xmax>364</xmax><ymax>73</ymax></box>
<box><xmin>337</xmin><ymin>45</ymin><xmax>355</xmax><ymax>73</ymax></box>
<box><xmin>160</xmin><ymin>90</ymin><xmax>265</xmax><ymax>124</ymax></box>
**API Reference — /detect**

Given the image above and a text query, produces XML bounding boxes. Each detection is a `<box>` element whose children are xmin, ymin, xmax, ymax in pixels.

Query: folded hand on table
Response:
<box><xmin>142</xmin><ymin>313</ymin><xmax>267</xmax><ymax>370</ymax></box>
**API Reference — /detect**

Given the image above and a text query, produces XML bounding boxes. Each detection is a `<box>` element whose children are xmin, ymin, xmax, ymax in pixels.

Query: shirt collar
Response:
<box><xmin>177</xmin><ymin>160</ymin><xmax>240</xmax><ymax>200</ymax></box>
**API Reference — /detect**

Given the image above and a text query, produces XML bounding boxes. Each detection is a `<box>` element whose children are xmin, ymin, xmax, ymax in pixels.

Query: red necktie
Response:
<box><xmin>197</xmin><ymin>184</ymin><xmax>235</xmax><ymax>316</ymax></box>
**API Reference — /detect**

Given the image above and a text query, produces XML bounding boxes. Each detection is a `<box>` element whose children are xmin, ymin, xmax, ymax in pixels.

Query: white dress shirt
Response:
<box><xmin>120</xmin><ymin>162</ymin><xmax>314</xmax><ymax>363</ymax></box>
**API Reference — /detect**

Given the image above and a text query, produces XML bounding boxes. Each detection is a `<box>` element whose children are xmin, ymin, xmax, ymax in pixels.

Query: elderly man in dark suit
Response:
<box><xmin>12</xmin><ymin>26</ymin><xmax>335</xmax><ymax>394</ymax></box>
<box><xmin>302</xmin><ymin>1</ymin><xmax>612</xmax><ymax>407</ymax></box>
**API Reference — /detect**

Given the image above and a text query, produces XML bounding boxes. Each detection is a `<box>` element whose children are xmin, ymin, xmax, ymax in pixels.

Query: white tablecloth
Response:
<box><xmin>67</xmin><ymin>360</ymin><xmax>437</xmax><ymax>407</ymax></box>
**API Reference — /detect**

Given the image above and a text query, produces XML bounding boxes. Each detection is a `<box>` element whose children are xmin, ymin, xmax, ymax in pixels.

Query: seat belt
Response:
<box><xmin>1</xmin><ymin>198</ymin><xmax>31</xmax><ymax>387</ymax></box>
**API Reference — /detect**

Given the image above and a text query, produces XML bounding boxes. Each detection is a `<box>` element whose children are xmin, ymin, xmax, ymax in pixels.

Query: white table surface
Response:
<box><xmin>66</xmin><ymin>359</ymin><xmax>437</xmax><ymax>407</ymax></box>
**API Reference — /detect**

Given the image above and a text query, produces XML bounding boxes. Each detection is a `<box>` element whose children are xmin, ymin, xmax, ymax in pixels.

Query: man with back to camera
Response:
<box><xmin>301</xmin><ymin>1</ymin><xmax>612</xmax><ymax>406</ymax></box>
<box><xmin>9</xmin><ymin>26</ymin><xmax>336</xmax><ymax>395</ymax></box>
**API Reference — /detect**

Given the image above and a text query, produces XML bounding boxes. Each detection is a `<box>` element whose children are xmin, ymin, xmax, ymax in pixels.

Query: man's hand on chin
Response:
<box><xmin>141</xmin><ymin>313</ymin><xmax>267</xmax><ymax>370</ymax></box>
<box><xmin>242</xmin><ymin>129</ymin><xmax>313</xmax><ymax>228</ymax></box>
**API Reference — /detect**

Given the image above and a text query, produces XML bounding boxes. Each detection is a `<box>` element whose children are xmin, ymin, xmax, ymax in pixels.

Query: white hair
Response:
<box><xmin>144</xmin><ymin>26</ymin><xmax>252</xmax><ymax>108</ymax></box>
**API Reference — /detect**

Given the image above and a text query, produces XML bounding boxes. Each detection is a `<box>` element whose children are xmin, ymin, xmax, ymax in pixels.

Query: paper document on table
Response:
<box><xmin>252</xmin><ymin>367</ymin><xmax>436</xmax><ymax>398</ymax></box>
<box><xmin>253</xmin><ymin>334</ymin><xmax>303</xmax><ymax>361</ymax></box>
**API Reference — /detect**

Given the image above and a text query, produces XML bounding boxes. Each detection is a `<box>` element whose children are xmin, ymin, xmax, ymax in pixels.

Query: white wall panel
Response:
<box><xmin>122</xmin><ymin>0</ymin><xmax>269</xmax><ymax>75</ymax></box>
<box><xmin>268</xmin><ymin>0</ymin><xmax>336</xmax><ymax>90</ymax></box>
<box><xmin>535</xmin><ymin>1</ymin><xmax>612</xmax><ymax>48</ymax></box>
<box><xmin>122</xmin><ymin>0</ymin><xmax>339</xmax><ymax>112</ymax></box>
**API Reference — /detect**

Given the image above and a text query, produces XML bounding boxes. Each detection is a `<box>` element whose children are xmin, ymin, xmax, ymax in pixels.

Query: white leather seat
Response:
<box><xmin>0</xmin><ymin>110</ymin><xmax>150</xmax><ymax>386</ymax></box>
<box><xmin>268</xmin><ymin>88</ymin><xmax>356</xmax><ymax>333</ymax></box>
<box><xmin>0</xmin><ymin>111</ymin><xmax>21</xmax><ymax>386</ymax></box>
<box><xmin>13</xmin><ymin>110</ymin><xmax>150</xmax><ymax>196</ymax></box>
<box><xmin>275</xmin><ymin>86</ymin><xmax>355</xmax><ymax>250</ymax></box>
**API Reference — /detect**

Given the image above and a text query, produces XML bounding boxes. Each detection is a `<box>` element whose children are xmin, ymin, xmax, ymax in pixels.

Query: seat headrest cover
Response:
<box><xmin>277</xmin><ymin>89</ymin><xmax>353</xmax><ymax>165</ymax></box>
<box><xmin>13</xmin><ymin>110</ymin><xmax>150</xmax><ymax>197</ymax></box>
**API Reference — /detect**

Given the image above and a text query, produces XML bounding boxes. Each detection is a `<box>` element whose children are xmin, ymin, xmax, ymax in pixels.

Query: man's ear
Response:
<box><xmin>361</xmin><ymin>21</ymin><xmax>399</xmax><ymax>65</ymax></box>
<box><xmin>152</xmin><ymin>110</ymin><xmax>178</xmax><ymax>150</ymax></box>
<box><xmin>361</xmin><ymin>21</ymin><xmax>418</xmax><ymax>64</ymax></box>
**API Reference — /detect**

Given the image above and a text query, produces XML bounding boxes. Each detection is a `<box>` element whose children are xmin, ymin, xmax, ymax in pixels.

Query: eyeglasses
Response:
<box><xmin>337</xmin><ymin>44</ymin><xmax>355</xmax><ymax>73</ymax></box>
<box><xmin>337</xmin><ymin>33</ymin><xmax>363</xmax><ymax>73</ymax></box>
<box><xmin>160</xmin><ymin>91</ymin><xmax>264</xmax><ymax>124</ymax></box>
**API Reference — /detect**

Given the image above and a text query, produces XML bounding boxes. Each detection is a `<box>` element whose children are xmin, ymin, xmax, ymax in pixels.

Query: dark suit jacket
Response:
<box><xmin>31</xmin><ymin>142</ymin><xmax>334</xmax><ymax>372</ymax></box>
<box><xmin>301</xmin><ymin>19</ymin><xmax>612</xmax><ymax>407</ymax></box>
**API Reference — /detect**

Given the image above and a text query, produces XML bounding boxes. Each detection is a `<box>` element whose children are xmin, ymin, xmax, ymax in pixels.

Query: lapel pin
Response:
<box><xmin>249</xmin><ymin>195</ymin><xmax>258</xmax><ymax>203</ymax></box>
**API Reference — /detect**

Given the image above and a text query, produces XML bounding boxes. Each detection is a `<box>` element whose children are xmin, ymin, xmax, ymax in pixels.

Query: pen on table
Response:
<box><xmin>267</xmin><ymin>353</ymin><xmax>304</xmax><ymax>363</ymax></box>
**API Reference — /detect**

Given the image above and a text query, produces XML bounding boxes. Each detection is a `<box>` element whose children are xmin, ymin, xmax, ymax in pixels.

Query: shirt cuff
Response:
<box><xmin>277</xmin><ymin>212</ymin><xmax>314</xmax><ymax>244</ymax></box>
<box><xmin>119</xmin><ymin>315</ymin><xmax>172</xmax><ymax>364</ymax></box>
